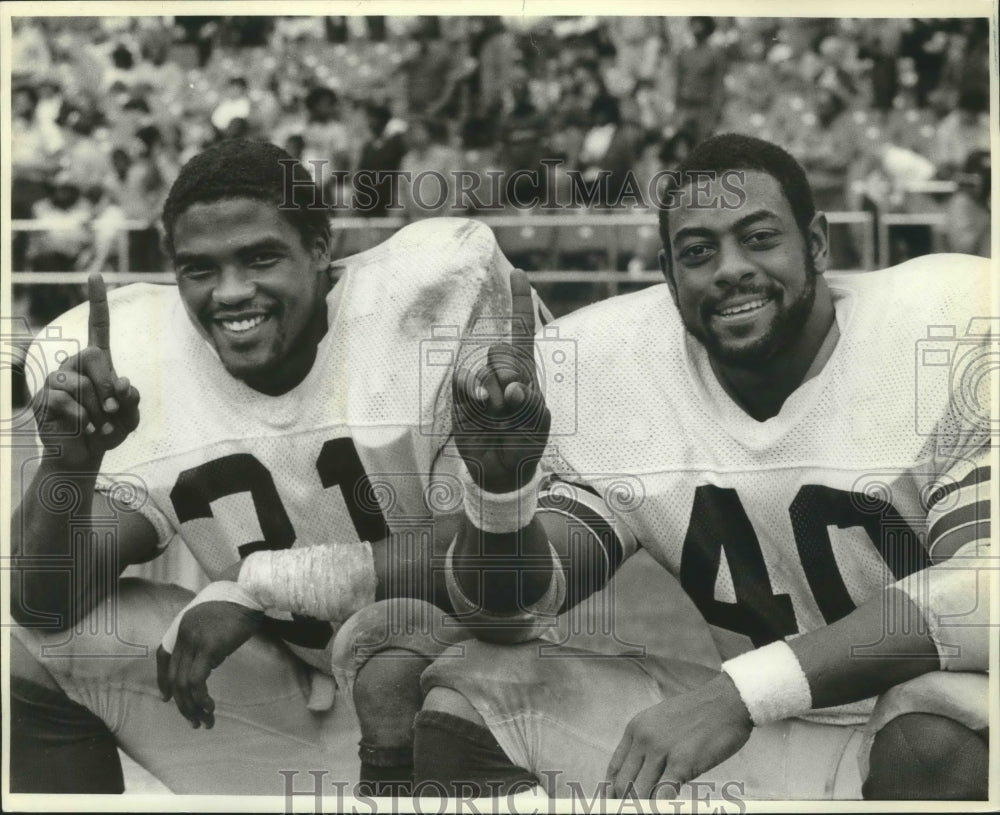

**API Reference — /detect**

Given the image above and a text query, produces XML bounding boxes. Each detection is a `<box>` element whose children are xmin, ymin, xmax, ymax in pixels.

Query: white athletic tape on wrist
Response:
<box><xmin>238</xmin><ymin>542</ymin><xmax>377</xmax><ymax>623</ymax></box>
<box><xmin>462</xmin><ymin>467</ymin><xmax>542</xmax><ymax>534</ymax></box>
<box><xmin>160</xmin><ymin>581</ymin><xmax>264</xmax><ymax>655</ymax></box>
<box><xmin>721</xmin><ymin>641</ymin><xmax>812</xmax><ymax>726</ymax></box>
<box><xmin>444</xmin><ymin>533</ymin><xmax>565</xmax><ymax>642</ymax></box>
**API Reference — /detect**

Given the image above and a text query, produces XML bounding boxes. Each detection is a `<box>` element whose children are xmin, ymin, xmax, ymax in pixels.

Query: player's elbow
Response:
<box><xmin>446</xmin><ymin>548</ymin><xmax>567</xmax><ymax>644</ymax></box>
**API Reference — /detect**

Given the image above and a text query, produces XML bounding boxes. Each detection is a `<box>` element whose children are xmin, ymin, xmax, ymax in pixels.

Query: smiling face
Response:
<box><xmin>663</xmin><ymin>170</ymin><xmax>827</xmax><ymax>368</ymax></box>
<box><xmin>172</xmin><ymin>197</ymin><xmax>331</xmax><ymax>394</ymax></box>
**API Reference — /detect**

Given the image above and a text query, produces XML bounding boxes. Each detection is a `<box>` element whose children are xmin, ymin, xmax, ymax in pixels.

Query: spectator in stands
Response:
<box><xmin>659</xmin><ymin>127</ymin><xmax>696</xmax><ymax>170</ymax></box>
<box><xmin>578</xmin><ymin>94</ymin><xmax>636</xmax><ymax>207</ymax></box>
<box><xmin>473</xmin><ymin>16</ymin><xmax>517</xmax><ymax>123</ymax></box>
<box><xmin>943</xmin><ymin>149</ymin><xmax>991</xmax><ymax>258</ymax></box>
<box><xmin>402</xmin><ymin>17</ymin><xmax>460</xmax><ymax>118</ymax></box>
<box><xmin>459</xmin><ymin>115</ymin><xmax>503</xmax><ymax>214</ymax></box>
<box><xmin>673</xmin><ymin>16</ymin><xmax>727</xmax><ymax>143</ymax></box>
<box><xmin>12</xmin><ymin>85</ymin><xmax>59</xmax><ymax>214</ymax></box>
<box><xmin>937</xmin><ymin>19</ymin><xmax>991</xmax><ymax>117</ymax></box>
<box><xmin>356</xmin><ymin>103</ymin><xmax>407</xmax><ymax>218</ymax></box>
<box><xmin>61</xmin><ymin>110</ymin><xmax>110</xmax><ymax>193</ymax></box>
<box><xmin>793</xmin><ymin>88</ymin><xmax>854</xmax><ymax>211</ymax></box>
<box><xmin>211</xmin><ymin>76</ymin><xmax>252</xmax><ymax>137</ymax></box>
<box><xmin>173</xmin><ymin>16</ymin><xmax>221</xmax><ymax>67</ymax></box>
<box><xmin>499</xmin><ymin>71</ymin><xmax>549</xmax><ymax>207</ymax></box>
<box><xmin>934</xmin><ymin>89</ymin><xmax>991</xmax><ymax>177</ymax></box>
<box><xmin>302</xmin><ymin>86</ymin><xmax>351</xmax><ymax>176</ymax></box>
<box><xmin>119</xmin><ymin>125</ymin><xmax>175</xmax><ymax>272</ymax></box>
<box><xmin>401</xmin><ymin>118</ymin><xmax>461</xmax><ymax>221</ymax></box>
<box><xmin>26</xmin><ymin>174</ymin><xmax>92</xmax><ymax>327</ymax></box>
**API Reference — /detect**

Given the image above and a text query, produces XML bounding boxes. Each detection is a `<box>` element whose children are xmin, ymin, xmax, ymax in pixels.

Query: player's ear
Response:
<box><xmin>807</xmin><ymin>212</ymin><xmax>829</xmax><ymax>274</ymax></box>
<box><xmin>310</xmin><ymin>229</ymin><xmax>332</xmax><ymax>271</ymax></box>
<box><xmin>658</xmin><ymin>249</ymin><xmax>679</xmax><ymax>306</ymax></box>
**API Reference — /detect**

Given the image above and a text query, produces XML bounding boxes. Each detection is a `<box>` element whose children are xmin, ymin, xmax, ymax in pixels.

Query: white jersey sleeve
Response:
<box><xmin>537</xmin><ymin>253</ymin><xmax>993</xmax><ymax>723</ymax></box>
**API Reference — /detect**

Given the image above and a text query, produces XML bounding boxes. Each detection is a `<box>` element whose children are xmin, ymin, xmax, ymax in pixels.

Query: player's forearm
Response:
<box><xmin>726</xmin><ymin>551</ymin><xmax>991</xmax><ymax>725</ymax></box>
<box><xmin>788</xmin><ymin>587</ymin><xmax>940</xmax><ymax>710</ymax></box>
<box><xmin>447</xmin><ymin>512</ymin><xmax>565</xmax><ymax>644</ymax></box>
<box><xmin>229</xmin><ymin>523</ymin><xmax>457</xmax><ymax>617</ymax></box>
<box><xmin>451</xmin><ymin>514</ymin><xmax>555</xmax><ymax>614</ymax></box>
<box><xmin>11</xmin><ymin>459</ymin><xmax>108</xmax><ymax>627</ymax></box>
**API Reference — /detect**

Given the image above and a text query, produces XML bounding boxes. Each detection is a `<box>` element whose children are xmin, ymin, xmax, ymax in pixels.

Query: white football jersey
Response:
<box><xmin>30</xmin><ymin>218</ymin><xmax>531</xmax><ymax>671</ymax></box>
<box><xmin>540</xmin><ymin>254</ymin><xmax>993</xmax><ymax>722</ymax></box>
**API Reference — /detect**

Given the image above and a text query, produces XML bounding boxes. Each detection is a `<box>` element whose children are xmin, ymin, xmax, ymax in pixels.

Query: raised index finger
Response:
<box><xmin>509</xmin><ymin>268</ymin><xmax>536</xmax><ymax>361</ymax></box>
<box><xmin>88</xmin><ymin>273</ymin><xmax>111</xmax><ymax>352</ymax></box>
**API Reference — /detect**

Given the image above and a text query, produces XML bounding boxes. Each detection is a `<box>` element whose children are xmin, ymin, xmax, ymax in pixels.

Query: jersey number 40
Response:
<box><xmin>679</xmin><ymin>484</ymin><xmax>930</xmax><ymax>647</ymax></box>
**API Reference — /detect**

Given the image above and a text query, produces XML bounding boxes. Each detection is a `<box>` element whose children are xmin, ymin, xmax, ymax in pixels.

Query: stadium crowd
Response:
<box><xmin>11</xmin><ymin>15</ymin><xmax>992</xmax><ymax>328</ymax></box>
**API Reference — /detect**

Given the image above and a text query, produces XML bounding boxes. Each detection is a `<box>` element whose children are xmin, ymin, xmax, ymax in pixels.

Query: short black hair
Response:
<box><xmin>162</xmin><ymin>138</ymin><xmax>330</xmax><ymax>257</ymax></box>
<box><xmin>658</xmin><ymin>133</ymin><xmax>815</xmax><ymax>253</ymax></box>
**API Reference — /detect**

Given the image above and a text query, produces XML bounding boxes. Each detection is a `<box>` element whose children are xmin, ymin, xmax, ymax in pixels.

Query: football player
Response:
<box><xmin>412</xmin><ymin>134</ymin><xmax>993</xmax><ymax>800</ymax></box>
<box><xmin>9</xmin><ymin>139</ymin><xmax>546</xmax><ymax>795</ymax></box>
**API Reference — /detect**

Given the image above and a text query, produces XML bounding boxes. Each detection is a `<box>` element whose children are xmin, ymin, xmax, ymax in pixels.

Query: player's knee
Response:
<box><xmin>863</xmin><ymin>713</ymin><xmax>988</xmax><ymax>800</ymax></box>
<box><xmin>422</xmin><ymin>686</ymin><xmax>486</xmax><ymax>728</ymax></box>
<box><xmin>332</xmin><ymin>598</ymin><xmax>453</xmax><ymax>692</ymax></box>
<box><xmin>354</xmin><ymin>648</ymin><xmax>430</xmax><ymax>745</ymax></box>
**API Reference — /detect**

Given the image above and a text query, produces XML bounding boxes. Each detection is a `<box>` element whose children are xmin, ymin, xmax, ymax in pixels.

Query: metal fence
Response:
<box><xmin>12</xmin><ymin>210</ymin><xmax>884</xmax><ymax>288</ymax></box>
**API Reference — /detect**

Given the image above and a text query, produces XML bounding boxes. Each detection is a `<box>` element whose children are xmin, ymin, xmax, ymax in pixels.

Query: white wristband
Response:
<box><xmin>462</xmin><ymin>467</ymin><xmax>542</xmax><ymax>534</ymax></box>
<box><xmin>160</xmin><ymin>581</ymin><xmax>264</xmax><ymax>655</ymax></box>
<box><xmin>721</xmin><ymin>641</ymin><xmax>812</xmax><ymax>726</ymax></box>
<box><xmin>238</xmin><ymin>542</ymin><xmax>377</xmax><ymax>623</ymax></box>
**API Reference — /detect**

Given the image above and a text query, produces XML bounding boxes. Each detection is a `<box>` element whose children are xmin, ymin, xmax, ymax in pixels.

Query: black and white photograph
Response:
<box><xmin>2</xmin><ymin>2</ymin><xmax>996</xmax><ymax>811</ymax></box>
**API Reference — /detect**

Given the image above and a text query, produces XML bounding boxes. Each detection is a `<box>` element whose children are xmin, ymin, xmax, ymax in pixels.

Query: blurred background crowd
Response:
<box><xmin>10</xmin><ymin>14</ymin><xmax>993</xmax><ymax>329</ymax></box>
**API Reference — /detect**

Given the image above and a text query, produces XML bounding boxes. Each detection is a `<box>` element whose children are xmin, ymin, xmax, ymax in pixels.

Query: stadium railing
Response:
<box><xmin>11</xmin><ymin>210</ymin><xmax>877</xmax><ymax>287</ymax></box>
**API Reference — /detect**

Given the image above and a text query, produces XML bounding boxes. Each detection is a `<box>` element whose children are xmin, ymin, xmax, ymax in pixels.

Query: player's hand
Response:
<box><xmin>31</xmin><ymin>273</ymin><xmax>140</xmax><ymax>468</ymax></box>
<box><xmin>452</xmin><ymin>269</ymin><xmax>551</xmax><ymax>493</ymax></box>
<box><xmin>156</xmin><ymin>600</ymin><xmax>264</xmax><ymax>729</ymax></box>
<box><xmin>606</xmin><ymin>673</ymin><xmax>752</xmax><ymax>800</ymax></box>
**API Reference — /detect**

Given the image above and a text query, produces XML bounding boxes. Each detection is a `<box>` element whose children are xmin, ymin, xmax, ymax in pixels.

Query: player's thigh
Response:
<box><xmin>10</xmin><ymin>577</ymin><xmax>197</xmax><ymax>707</ymax></box>
<box><xmin>11</xmin><ymin>580</ymin><xmax>333</xmax><ymax>773</ymax></box>
<box><xmin>422</xmin><ymin>639</ymin><xmax>712</xmax><ymax>797</ymax></box>
<box><xmin>424</xmin><ymin>643</ymin><xmax>867</xmax><ymax>800</ymax></box>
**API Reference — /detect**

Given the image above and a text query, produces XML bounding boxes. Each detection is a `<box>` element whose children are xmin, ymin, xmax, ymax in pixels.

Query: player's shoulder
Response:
<box><xmin>339</xmin><ymin>218</ymin><xmax>501</xmax><ymax>283</ymax></box>
<box><xmin>830</xmin><ymin>254</ymin><xmax>992</xmax><ymax>334</ymax></box>
<box><xmin>833</xmin><ymin>254</ymin><xmax>991</xmax><ymax>304</ymax></box>
<box><xmin>42</xmin><ymin>282</ymin><xmax>175</xmax><ymax>331</ymax></box>
<box><xmin>333</xmin><ymin>217</ymin><xmax>511</xmax><ymax>332</ymax></box>
<box><xmin>549</xmin><ymin>283</ymin><xmax>675</xmax><ymax>341</ymax></box>
<box><xmin>30</xmin><ymin>283</ymin><xmax>181</xmax><ymax>371</ymax></box>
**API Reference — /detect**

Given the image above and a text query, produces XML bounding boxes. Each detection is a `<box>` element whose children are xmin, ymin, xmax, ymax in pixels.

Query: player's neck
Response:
<box><xmin>244</xmin><ymin>305</ymin><xmax>330</xmax><ymax>396</ymax></box>
<box><xmin>710</xmin><ymin>277</ymin><xmax>837</xmax><ymax>422</ymax></box>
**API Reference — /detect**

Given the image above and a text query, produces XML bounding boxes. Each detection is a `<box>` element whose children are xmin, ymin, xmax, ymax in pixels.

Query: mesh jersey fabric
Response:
<box><xmin>26</xmin><ymin>217</ymin><xmax>534</xmax><ymax>672</ymax></box>
<box><xmin>538</xmin><ymin>253</ymin><xmax>993</xmax><ymax>724</ymax></box>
